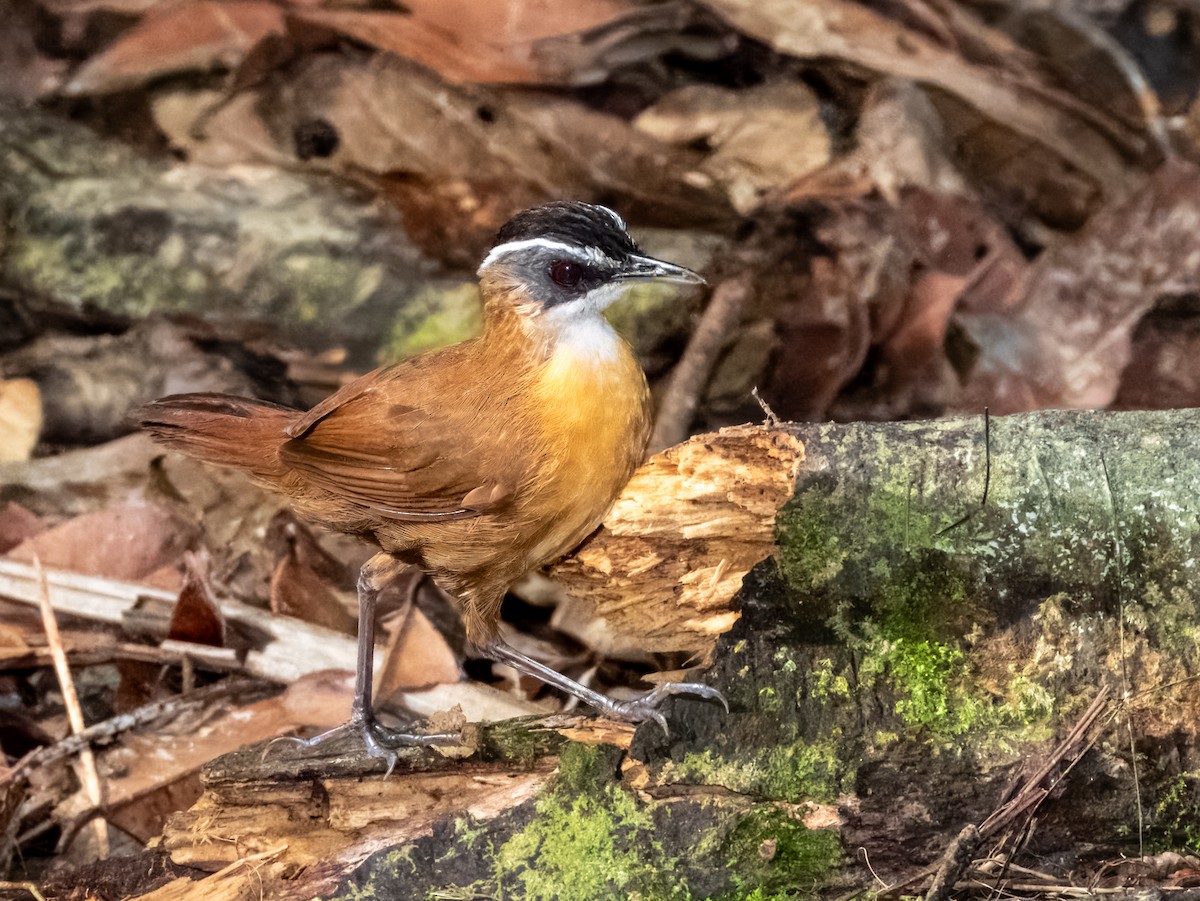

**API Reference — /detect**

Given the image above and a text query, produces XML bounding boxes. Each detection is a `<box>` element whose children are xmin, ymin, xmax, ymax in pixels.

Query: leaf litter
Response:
<box><xmin>5</xmin><ymin>0</ymin><xmax>1200</xmax><ymax>893</ymax></box>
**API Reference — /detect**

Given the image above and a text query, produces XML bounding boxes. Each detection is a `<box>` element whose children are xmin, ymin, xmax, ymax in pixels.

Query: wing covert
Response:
<box><xmin>279</xmin><ymin>366</ymin><xmax>510</xmax><ymax>521</ymax></box>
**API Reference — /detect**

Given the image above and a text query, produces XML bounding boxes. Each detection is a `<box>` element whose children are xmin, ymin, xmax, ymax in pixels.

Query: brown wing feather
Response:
<box><xmin>280</xmin><ymin>356</ymin><xmax>511</xmax><ymax>521</ymax></box>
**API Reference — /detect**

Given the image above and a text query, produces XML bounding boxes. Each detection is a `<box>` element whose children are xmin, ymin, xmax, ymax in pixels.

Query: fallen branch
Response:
<box><xmin>648</xmin><ymin>276</ymin><xmax>752</xmax><ymax>454</ymax></box>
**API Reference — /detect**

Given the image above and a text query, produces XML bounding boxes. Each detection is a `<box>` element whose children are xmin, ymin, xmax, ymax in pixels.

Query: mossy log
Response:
<box><xmin>0</xmin><ymin>104</ymin><xmax>458</xmax><ymax>365</ymax></box>
<box><xmin>128</xmin><ymin>410</ymin><xmax>1200</xmax><ymax>899</ymax></box>
<box><xmin>0</xmin><ymin>103</ymin><xmax>709</xmax><ymax>372</ymax></box>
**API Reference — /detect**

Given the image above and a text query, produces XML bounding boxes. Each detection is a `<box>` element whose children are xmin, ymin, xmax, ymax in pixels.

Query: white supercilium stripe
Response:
<box><xmin>478</xmin><ymin>238</ymin><xmax>620</xmax><ymax>275</ymax></box>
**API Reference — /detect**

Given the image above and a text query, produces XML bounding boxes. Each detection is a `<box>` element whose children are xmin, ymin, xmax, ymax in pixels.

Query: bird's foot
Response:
<box><xmin>599</xmin><ymin>682</ymin><xmax>728</xmax><ymax>738</ymax></box>
<box><xmin>266</xmin><ymin>713</ymin><xmax>459</xmax><ymax>776</ymax></box>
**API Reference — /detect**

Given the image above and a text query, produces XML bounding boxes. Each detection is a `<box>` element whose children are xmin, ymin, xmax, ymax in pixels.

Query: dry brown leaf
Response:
<box><xmin>292</xmin><ymin>0</ymin><xmax>636</xmax><ymax>86</ymax></box>
<box><xmin>879</xmin><ymin>270</ymin><xmax>965</xmax><ymax>388</ymax></box>
<box><xmin>376</xmin><ymin>603</ymin><xmax>460</xmax><ymax>702</ymax></box>
<box><xmin>1008</xmin><ymin>7</ymin><xmax>1164</xmax><ymax>125</ymax></box>
<box><xmin>1114</xmin><ymin>297</ymin><xmax>1200</xmax><ymax>410</ymax></box>
<box><xmin>785</xmin><ymin>79</ymin><xmax>968</xmax><ymax>204</ymax></box>
<box><xmin>290</xmin><ymin>9</ymin><xmax>541</xmax><ymax>85</ymax></box>
<box><xmin>860</xmin><ymin>189</ymin><xmax>1025</xmax><ymax>414</ymax></box>
<box><xmin>0</xmin><ymin>434</ymin><xmax>161</xmax><ymax>520</ymax></box>
<box><xmin>0</xmin><ymin>378</ymin><xmax>41</xmax><ymax>463</ymax></box>
<box><xmin>635</xmin><ymin>82</ymin><xmax>831</xmax><ymax>213</ymax></box>
<box><xmin>956</xmin><ymin>159</ymin><xmax>1200</xmax><ymax>411</ymax></box>
<box><xmin>62</xmin><ymin>0</ymin><xmax>285</xmax><ymax>96</ymax></box>
<box><xmin>288</xmin><ymin>0</ymin><xmax>722</xmax><ymax>87</ymax></box>
<box><xmin>392</xmin><ymin>0</ymin><xmax>637</xmax><ymax>46</ymax></box>
<box><xmin>191</xmin><ymin>52</ymin><xmax>731</xmax><ymax>226</ymax></box>
<box><xmin>268</xmin><ymin>515</ymin><xmax>357</xmax><ymax>635</ymax></box>
<box><xmin>0</xmin><ymin>0</ymin><xmax>70</xmax><ymax>100</ymax></box>
<box><xmin>6</xmin><ymin>502</ymin><xmax>198</xmax><ymax>585</ymax></box>
<box><xmin>765</xmin><ymin>178</ymin><xmax>1026</xmax><ymax>421</ymax></box>
<box><xmin>0</xmin><ymin>502</ymin><xmax>42</xmax><ymax>555</ymax></box>
<box><xmin>115</xmin><ymin>658</ymin><xmax>168</xmax><ymax>713</ymax></box>
<box><xmin>695</xmin><ymin>0</ymin><xmax>1147</xmax><ymax>210</ymax></box>
<box><xmin>168</xmin><ymin>551</ymin><xmax>225</xmax><ymax>647</ymax></box>
<box><xmin>762</xmin><ymin>196</ymin><xmax>912</xmax><ymax>421</ymax></box>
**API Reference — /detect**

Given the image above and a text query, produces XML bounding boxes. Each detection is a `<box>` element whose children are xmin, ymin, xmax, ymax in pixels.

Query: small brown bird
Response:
<box><xmin>142</xmin><ymin>201</ymin><xmax>724</xmax><ymax>763</ymax></box>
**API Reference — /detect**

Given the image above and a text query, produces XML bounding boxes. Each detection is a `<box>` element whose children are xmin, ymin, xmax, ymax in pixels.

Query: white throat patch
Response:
<box><xmin>542</xmin><ymin>310</ymin><xmax>623</xmax><ymax>364</ymax></box>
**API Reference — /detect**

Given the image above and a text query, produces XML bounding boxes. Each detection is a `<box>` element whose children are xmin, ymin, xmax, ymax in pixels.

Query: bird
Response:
<box><xmin>141</xmin><ymin>201</ymin><xmax>726</xmax><ymax>765</ymax></box>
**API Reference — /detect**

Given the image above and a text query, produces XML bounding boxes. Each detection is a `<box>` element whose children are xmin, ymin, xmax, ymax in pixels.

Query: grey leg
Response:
<box><xmin>485</xmin><ymin>638</ymin><xmax>727</xmax><ymax>737</ymax></box>
<box><xmin>269</xmin><ymin>555</ymin><xmax>456</xmax><ymax>773</ymax></box>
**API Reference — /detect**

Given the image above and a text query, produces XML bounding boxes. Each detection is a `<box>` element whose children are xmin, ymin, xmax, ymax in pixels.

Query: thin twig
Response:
<box><xmin>750</xmin><ymin>386</ymin><xmax>780</xmax><ymax>428</ymax></box>
<box><xmin>935</xmin><ymin>407</ymin><xmax>991</xmax><ymax>536</ymax></box>
<box><xmin>0</xmin><ymin>882</ymin><xmax>47</xmax><ymax>901</ymax></box>
<box><xmin>1099</xmin><ymin>451</ymin><xmax>1144</xmax><ymax>856</ymax></box>
<box><xmin>924</xmin><ymin>824</ymin><xmax>981</xmax><ymax>901</ymax></box>
<box><xmin>2</xmin><ymin>677</ymin><xmax>268</xmax><ymax>784</ymax></box>
<box><xmin>981</xmin><ymin>407</ymin><xmax>991</xmax><ymax>507</ymax></box>
<box><xmin>32</xmin><ymin>556</ymin><xmax>109</xmax><ymax>859</ymax></box>
<box><xmin>649</xmin><ymin>276</ymin><xmax>750</xmax><ymax>454</ymax></box>
<box><xmin>877</xmin><ymin>684</ymin><xmax>1114</xmax><ymax>898</ymax></box>
<box><xmin>0</xmin><ymin>638</ymin><xmax>243</xmax><ymax>675</ymax></box>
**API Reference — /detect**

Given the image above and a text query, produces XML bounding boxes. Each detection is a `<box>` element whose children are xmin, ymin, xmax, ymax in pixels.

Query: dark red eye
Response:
<box><xmin>549</xmin><ymin>259</ymin><xmax>582</xmax><ymax>288</ymax></box>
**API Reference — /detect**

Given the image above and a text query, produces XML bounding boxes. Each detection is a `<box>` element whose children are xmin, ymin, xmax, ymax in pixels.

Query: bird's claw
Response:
<box><xmin>605</xmin><ymin>682</ymin><xmax>728</xmax><ymax>739</ymax></box>
<box><xmin>264</xmin><ymin>716</ymin><xmax>458</xmax><ymax>776</ymax></box>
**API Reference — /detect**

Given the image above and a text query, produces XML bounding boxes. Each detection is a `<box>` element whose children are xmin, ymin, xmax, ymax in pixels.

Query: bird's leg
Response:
<box><xmin>269</xmin><ymin>554</ymin><xmax>456</xmax><ymax>772</ymax></box>
<box><xmin>484</xmin><ymin>638</ymin><xmax>726</xmax><ymax>737</ymax></box>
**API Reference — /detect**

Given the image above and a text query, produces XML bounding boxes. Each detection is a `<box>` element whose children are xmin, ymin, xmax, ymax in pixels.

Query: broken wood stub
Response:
<box><xmin>550</xmin><ymin>423</ymin><xmax>803</xmax><ymax>658</ymax></box>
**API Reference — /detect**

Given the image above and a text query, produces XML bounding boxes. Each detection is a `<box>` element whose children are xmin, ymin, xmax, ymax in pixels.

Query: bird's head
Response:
<box><xmin>477</xmin><ymin>202</ymin><xmax>704</xmax><ymax>322</ymax></box>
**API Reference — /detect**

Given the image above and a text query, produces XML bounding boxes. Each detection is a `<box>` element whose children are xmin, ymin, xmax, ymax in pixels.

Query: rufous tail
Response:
<box><xmin>140</xmin><ymin>393</ymin><xmax>297</xmax><ymax>482</ymax></box>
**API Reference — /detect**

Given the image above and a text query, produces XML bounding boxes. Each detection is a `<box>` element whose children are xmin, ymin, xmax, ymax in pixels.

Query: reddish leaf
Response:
<box><xmin>881</xmin><ymin>270</ymin><xmax>966</xmax><ymax>385</ymax></box>
<box><xmin>0</xmin><ymin>502</ymin><xmax>42</xmax><ymax>555</ymax></box>
<box><xmin>7</xmin><ymin>503</ymin><xmax>198</xmax><ymax>585</ymax></box>
<box><xmin>292</xmin><ymin>0</ymin><xmax>636</xmax><ymax>85</ymax></box>
<box><xmin>115</xmin><ymin>659</ymin><xmax>166</xmax><ymax>713</ymax></box>
<box><xmin>1114</xmin><ymin>298</ymin><xmax>1200</xmax><ymax>411</ymax></box>
<box><xmin>958</xmin><ymin>159</ymin><xmax>1200</xmax><ymax>412</ymax></box>
<box><xmin>167</xmin><ymin>550</ymin><xmax>225</xmax><ymax>647</ymax></box>
<box><xmin>376</xmin><ymin>600</ymin><xmax>460</xmax><ymax>702</ymax></box>
<box><xmin>63</xmin><ymin>0</ymin><xmax>285</xmax><ymax>96</ymax></box>
<box><xmin>400</xmin><ymin>0</ymin><xmax>635</xmax><ymax>44</ymax></box>
<box><xmin>268</xmin><ymin>515</ymin><xmax>357</xmax><ymax>635</ymax></box>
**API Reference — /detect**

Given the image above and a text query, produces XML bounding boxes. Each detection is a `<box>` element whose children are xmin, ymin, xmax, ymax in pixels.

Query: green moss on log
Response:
<box><xmin>380</xmin><ymin>281</ymin><xmax>483</xmax><ymax>362</ymax></box>
<box><xmin>673</xmin><ymin>739</ymin><xmax>843</xmax><ymax>805</ymax></box>
<box><xmin>717</xmin><ymin>808</ymin><xmax>842</xmax><ymax>900</ymax></box>
<box><xmin>493</xmin><ymin>745</ymin><xmax>688</xmax><ymax>901</ymax></box>
<box><xmin>773</xmin><ymin>412</ymin><xmax>1200</xmax><ymax>746</ymax></box>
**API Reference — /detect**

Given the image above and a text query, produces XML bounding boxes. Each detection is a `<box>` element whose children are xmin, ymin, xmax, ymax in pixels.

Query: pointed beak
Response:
<box><xmin>616</xmin><ymin>254</ymin><xmax>706</xmax><ymax>286</ymax></box>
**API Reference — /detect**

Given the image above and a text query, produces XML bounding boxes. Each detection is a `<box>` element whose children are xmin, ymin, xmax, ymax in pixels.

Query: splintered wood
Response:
<box><xmin>161</xmin><ymin>760</ymin><xmax>553</xmax><ymax>874</ymax></box>
<box><xmin>550</xmin><ymin>424</ymin><xmax>804</xmax><ymax>657</ymax></box>
<box><xmin>148</xmin><ymin>719</ymin><xmax>585</xmax><ymax>899</ymax></box>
